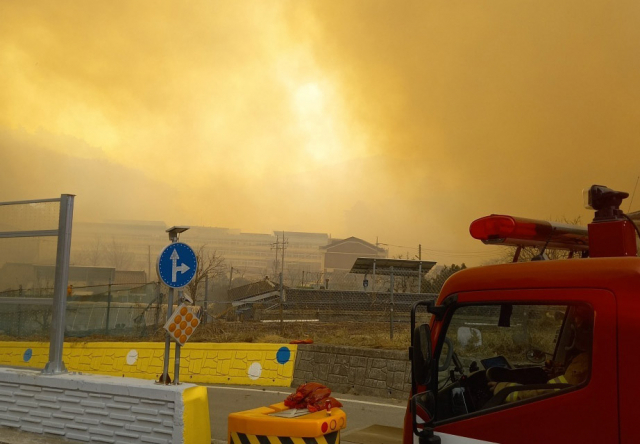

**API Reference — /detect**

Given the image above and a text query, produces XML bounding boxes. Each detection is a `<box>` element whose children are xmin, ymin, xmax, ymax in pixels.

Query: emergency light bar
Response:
<box><xmin>470</xmin><ymin>215</ymin><xmax>589</xmax><ymax>251</ymax></box>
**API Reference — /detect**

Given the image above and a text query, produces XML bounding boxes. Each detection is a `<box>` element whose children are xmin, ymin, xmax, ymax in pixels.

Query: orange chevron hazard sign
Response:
<box><xmin>229</xmin><ymin>430</ymin><xmax>339</xmax><ymax>444</ymax></box>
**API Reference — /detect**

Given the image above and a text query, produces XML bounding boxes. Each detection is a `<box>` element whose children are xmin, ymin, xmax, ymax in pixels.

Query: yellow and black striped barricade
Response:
<box><xmin>228</xmin><ymin>401</ymin><xmax>347</xmax><ymax>444</ymax></box>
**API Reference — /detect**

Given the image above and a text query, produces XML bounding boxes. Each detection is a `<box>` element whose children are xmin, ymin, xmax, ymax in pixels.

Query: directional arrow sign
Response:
<box><xmin>157</xmin><ymin>242</ymin><xmax>197</xmax><ymax>288</ymax></box>
<box><xmin>170</xmin><ymin>250</ymin><xmax>192</xmax><ymax>282</ymax></box>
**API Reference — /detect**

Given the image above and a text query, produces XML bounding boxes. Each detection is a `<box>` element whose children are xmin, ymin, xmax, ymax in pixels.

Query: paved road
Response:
<box><xmin>0</xmin><ymin>385</ymin><xmax>406</xmax><ymax>444</ymax></box>
<box><xmin>0</xmin><ymin>427</ymin><xmax>79</xmax><ymax>444</ymax></box>
<box><xmin>206</xmin><ymin>385</ymin><xmax>407</xmax><ymax>443</ymax></box>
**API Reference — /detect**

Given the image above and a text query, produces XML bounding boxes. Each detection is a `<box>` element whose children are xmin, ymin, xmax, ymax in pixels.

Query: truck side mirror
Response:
<box><xmin>413</xmin><ymin>323</ymin><xmax>432</xmax><ymax>386</ymax></box>
<box><xmin>411</xmin><ymin>391</ymin><xmax>441</xmax><ymax>444</ymax></box>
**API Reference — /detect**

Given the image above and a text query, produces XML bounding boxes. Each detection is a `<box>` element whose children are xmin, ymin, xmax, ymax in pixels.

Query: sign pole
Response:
<box><xmin>174</xmin><ymin>338</ymin><xmax>181</xmax><ymax>384</ymax></box>
<box><xmin>160</xmin><ymin>286</ymin><xmax>174</xmax><ymax>384</ymax></box>
<box><xmin>160</xmin><ymin>227</ymin><xmax>180</xmax><ymax>384</ymax></box>
<box><xmin>174</xmin><ymin>290</ymin><xmax>183</xmax><ymax>384</ymax></box>
<box><xmin>157</xmin><ymin>226</ymin><xmax>196</xmax><ymax>385</ymax></box>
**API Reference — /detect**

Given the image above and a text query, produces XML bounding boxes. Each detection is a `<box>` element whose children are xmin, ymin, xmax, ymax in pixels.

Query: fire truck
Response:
<box><xmin>403</xmin><ymin>185</ymin><xmax>640</xmax><ymax>444</ymax></box>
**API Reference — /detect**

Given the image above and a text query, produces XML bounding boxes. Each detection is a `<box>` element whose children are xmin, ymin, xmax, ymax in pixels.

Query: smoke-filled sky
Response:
<box><xmin>1</xmin><ymin>1</ymin><xmax>639</xmax><ymax>265</ymax></box>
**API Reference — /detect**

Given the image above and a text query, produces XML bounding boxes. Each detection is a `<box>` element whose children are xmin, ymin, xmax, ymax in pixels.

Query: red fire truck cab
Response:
<box><xmin>404</xmin><ymin>185</ymin><xmax>640</xmax><ymax>444</ymax></box>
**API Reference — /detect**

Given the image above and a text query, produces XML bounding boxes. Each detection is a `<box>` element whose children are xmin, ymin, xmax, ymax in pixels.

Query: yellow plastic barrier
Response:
<box><xmin>0</xmin><ymin>341</ymin><xmax>297</xmax><ymax>387</ymax></box>
<box><xmin>183</xmin><ymin>385</ymin><xmax>212</xmax><ymax>444</ymax></box>
<box><xmin>228</xmin><ymin>402</ymin><xmax>346</xmax><ymax>444</ymax></box>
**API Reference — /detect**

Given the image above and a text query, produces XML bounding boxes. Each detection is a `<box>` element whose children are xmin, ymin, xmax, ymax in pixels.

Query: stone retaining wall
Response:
<box><xmin>0</xmin><ymin>367</ymin><xmax>209</xmax><ymax>444</ymax></box>
<box><xmin>291</xmin><ymin>344</ymin><xmax>411</xmax><ymax>399</ymax></box>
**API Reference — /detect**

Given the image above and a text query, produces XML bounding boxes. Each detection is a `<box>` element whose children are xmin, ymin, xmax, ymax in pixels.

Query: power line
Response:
<box><xmin>377</xmin><ymin>242</ymin><xmax>419</xmax><ymax>250</ymax></box>
<box><xmin>377</xmin><ymin>242</ymin><xmax>494</xmax><ymax>256</ymax></box>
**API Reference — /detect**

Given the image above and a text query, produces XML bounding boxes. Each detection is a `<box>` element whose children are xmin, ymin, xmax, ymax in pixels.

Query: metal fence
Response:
<box><xmin>0</xmin><ymin>282</ymin><xmax>164</xmax><ymax>339</ymax></box>
<box><xmin>0</xmin><ymin>279</ymin><xmax>444</xmax><ymax>347</ymax></box>
<box><xmin>214</xmin><ymin>289</ymin><xmax>437</xmax><ymax>322</ymax></box>
<box><xmin>0</xmin><ymin>195</ymin><xmax>74</xmax><ymax>373</ymax></box>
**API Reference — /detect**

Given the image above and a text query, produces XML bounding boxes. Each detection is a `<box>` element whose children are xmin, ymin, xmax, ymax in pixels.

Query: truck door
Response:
<box><xmin>424</xmin><ymin>288</ymin><xmax>617</xmax><ymax>444</ymax></box>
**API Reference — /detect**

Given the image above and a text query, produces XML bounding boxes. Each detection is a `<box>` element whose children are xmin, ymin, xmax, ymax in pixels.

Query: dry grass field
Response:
<box><xmin>2</xmin><ymin>321</ymin><xmax>414</xmax><ymax>350</ymax></box>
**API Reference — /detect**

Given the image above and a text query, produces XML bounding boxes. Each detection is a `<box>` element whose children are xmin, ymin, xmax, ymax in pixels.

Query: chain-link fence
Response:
<box><xmin>209</xmin><ymin>289</ymin><xmax>435</xmax><ymax>323</ymax></box>
<box><xmin>0</xmin><ymin>261</ymin><xmax>459</xmax><ymax>348</ymax></box>
<box><xmin>0</xmin><ymin>282</ymin><xmax>164</xmax><ymax>339</ymax></box>
<box><xmin>1</xmin><ymin>285</ymin><xmax>441</xmax><ymax>348</ymax></box>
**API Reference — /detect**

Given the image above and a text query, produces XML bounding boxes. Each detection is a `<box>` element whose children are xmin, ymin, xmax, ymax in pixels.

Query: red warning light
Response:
<box><xmin>470</xmin><ymin>215</ymin><xmax>589</xmax><ymax>251</ymax></box>
<box><xmin>321</xmin><ymin>422</ymin><xmax>328</xmax><ymax>433</ymax></box>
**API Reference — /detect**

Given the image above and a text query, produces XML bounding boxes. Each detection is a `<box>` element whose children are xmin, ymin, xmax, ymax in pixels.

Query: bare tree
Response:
<box><xmin>106</xmin><ymin>238</ymin><xmax>134</xmax><ymax>270</ymax></box>
<box><xmin>286</xmin><ymin>266</ymin><xmax>302</xmax><ymax>287</ymax></box>
<box><xmin>75</xmin><ymin>236</ymin><xmax>104</xmax><ymax>266</ymax></box>
<box><xmin>233</xmin><ymin>266</ymin><xmax>247</xmax><ymax>280</ymax></box>
<box><xmin>185</xmin><ymin>245</ymin><xmax>226</xmax><ymax>303</ymax></box>
<box><xmin>422</xmin><ymin>264</ymin><xmax>467</xmax><ymax>293</ymax></box>
<box><xmin>29</xmin><ymin>307</ymin><xmax>53</xmax><ymax>334</ymax></box>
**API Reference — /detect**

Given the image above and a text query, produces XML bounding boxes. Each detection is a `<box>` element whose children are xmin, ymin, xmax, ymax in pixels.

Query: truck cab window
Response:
<box><xmin>435</xmin><ymin>303</ymin><xmax>592</xmax><ymax>422</ymax></box>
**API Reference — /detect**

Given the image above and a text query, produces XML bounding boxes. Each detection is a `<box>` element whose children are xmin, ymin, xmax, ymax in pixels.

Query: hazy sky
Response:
<box><xmin>1</xmin><ymin>1</ymin><xmax>639</xmax><ymax>265</ymax></box>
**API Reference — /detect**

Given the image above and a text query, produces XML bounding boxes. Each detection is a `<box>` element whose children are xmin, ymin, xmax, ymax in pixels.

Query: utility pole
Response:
<box><xmin>271</xmin><ymin>235</ymin><xmax>280</xmax><ymax>278</ymax></box>
<box><xmin>271</xmin><ymin>232</ymin><xmax>288</xmax><ymax>329</ymax></box>
<box><xmin>271</xmin><ymin>232</ymin><xmax>287</xmax><ymax>283</ymax></box>
<box><xmin>281</xmin><ymin>230</ymin><xmax>286</xmax><ymax>283</ymax></box>
<box><xmin>228</xmin><ymin>266</ymin><xmax>234</xmax><ymax>289</ymax></box>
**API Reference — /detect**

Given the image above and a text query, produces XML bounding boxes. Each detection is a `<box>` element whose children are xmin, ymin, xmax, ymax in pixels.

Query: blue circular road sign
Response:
<box><xmin>157</xmin><ymin>242</ymin><xmax>198</xmax><ymax>288</ymax></box>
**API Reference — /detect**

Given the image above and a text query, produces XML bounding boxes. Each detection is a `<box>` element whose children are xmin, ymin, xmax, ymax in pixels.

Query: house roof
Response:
<box><xmin>227</xmin><ymin>279</ymin><xmax>280</xmax><ymax>302</ymax></box>
<box><xmin>350</xmin><ymin>258</ymin><xmax>437</xmax><ymax>275</ymax></box>
<box><xmin>114</xmin><ymin>270</ymin><xmax>147</xmax><ymax>285</ymax></box>
<box><xmin>320</xmin><ymin>236</ymin><xmax>386</xmax><ymax>253</ymax></box>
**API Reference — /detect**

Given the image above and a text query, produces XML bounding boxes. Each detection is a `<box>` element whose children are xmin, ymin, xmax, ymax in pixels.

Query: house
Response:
<box><xmin>227</xmin><ymin>278</ymin><xmax>281</xmax><ymax>306</ymax></box>
<box><xmin>114</xmin><ymin>270</ymin><xmax>147</xmax><ymax>285</ymax></box>
<box><xmin>321</xmin><ymin>237</ymin><xmax>387</xmax><ymax>272</ymax></box>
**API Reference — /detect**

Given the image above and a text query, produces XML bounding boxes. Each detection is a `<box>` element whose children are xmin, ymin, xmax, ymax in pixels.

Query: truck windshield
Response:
<box><xmin>441</xmin><ymin>304</ymin><xmax>565</xmax><ymax>372</ymax></box>
<box><xmin>435</xmin><ymin>303</ymin><xmax>592</xmax><ymax>421</ymax></box>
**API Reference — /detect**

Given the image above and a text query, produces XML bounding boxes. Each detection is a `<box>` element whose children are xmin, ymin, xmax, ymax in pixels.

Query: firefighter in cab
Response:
<box><xmin>488</xmin><ymin>306</ymin><xmax>592</xmax><ymax>403</ymax></box>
